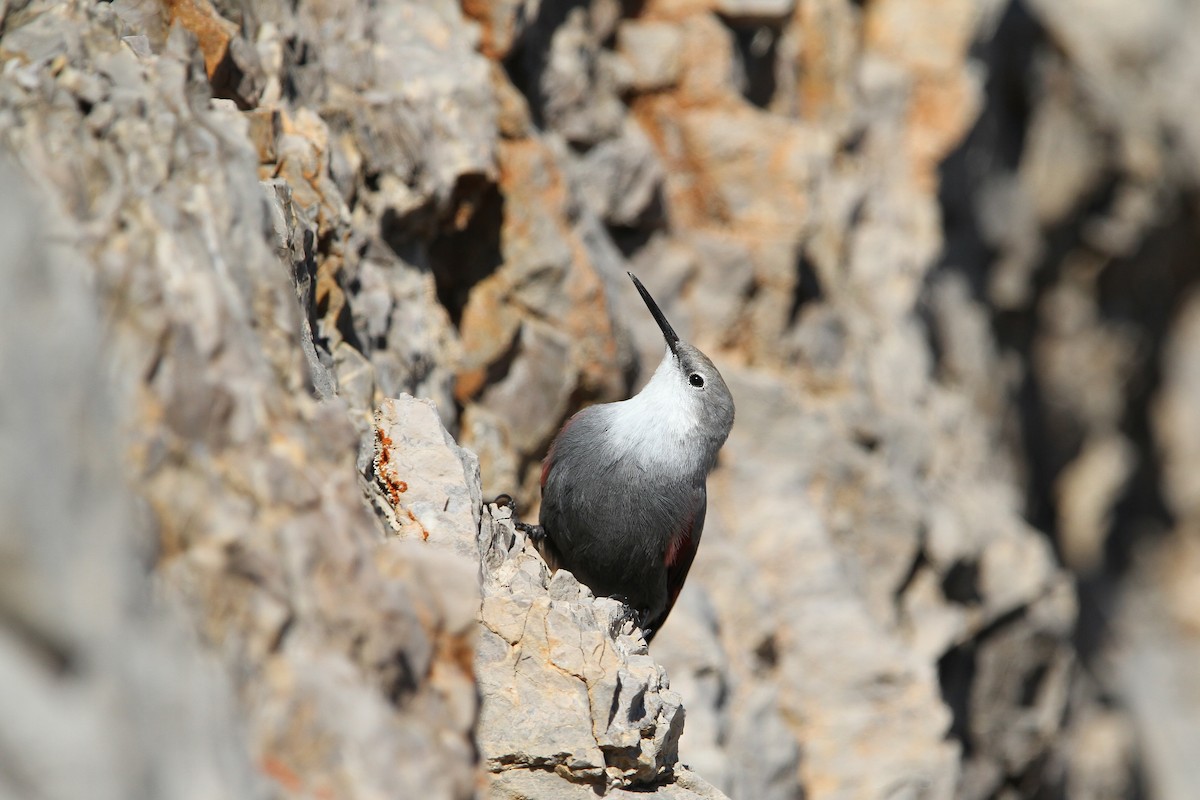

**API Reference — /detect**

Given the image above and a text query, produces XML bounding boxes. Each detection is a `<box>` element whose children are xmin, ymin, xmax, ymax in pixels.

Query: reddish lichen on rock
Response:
<box><xmin>373</xmin><ymin>425</ymin><xmax>408</xmax><ymax>509</ymax></box>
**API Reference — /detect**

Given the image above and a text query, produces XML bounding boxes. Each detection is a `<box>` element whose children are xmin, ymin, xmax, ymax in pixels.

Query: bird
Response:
<box><xmin>516</xmin><ymin>272</ymin><xmax>734</xmax><ymax>642</ymax></box>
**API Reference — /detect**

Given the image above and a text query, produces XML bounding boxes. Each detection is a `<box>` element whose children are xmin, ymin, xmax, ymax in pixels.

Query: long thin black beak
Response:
<box><xmin>627</xmin><ymin>272</ymin><xmax>680</xmax><ymax>355</ymax></box>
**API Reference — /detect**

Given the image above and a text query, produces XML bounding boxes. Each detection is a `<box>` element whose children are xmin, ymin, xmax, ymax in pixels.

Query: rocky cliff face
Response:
<box><xmin>1</xmin><ymin>0</ymin><xmax>1195</xmax><ymax>799</ymax></box>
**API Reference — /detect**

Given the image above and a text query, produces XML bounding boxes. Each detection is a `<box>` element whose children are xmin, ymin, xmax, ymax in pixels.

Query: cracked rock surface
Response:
<box><xmin>368</xmin><ymin>402</ymin><xmax>725</xmax><ymax>796</ymax></box>
<box><xmin>474</xmin><ymin>506</ymin><xmax>693</xmax><ymax>791</ymax></box>
<box><xmin>3</xmin><ymin>0</ymin><xmax>1199</xmax><ymax>798</ymax></box>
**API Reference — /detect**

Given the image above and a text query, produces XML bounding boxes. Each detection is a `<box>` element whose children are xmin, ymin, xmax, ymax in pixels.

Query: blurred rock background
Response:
<box><xmin>0</xmin><ymin>0</ymin><xmax>1197</xmax><ymax>798</ymax></box>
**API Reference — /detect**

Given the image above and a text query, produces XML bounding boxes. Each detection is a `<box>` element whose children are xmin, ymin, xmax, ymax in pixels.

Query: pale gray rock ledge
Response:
<box><xmin>476</xmin><ymin>505</ymin><xmax>726</xmax><ymax>798</ymax></box>
<box><xmin>370</xmin><ymin>394</ymin><xmax>728</xmax><ymax>798</ymax></box>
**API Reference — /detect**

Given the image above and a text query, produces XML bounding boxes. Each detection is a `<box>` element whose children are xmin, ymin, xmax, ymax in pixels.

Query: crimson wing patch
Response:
<box><xmin>651</xmin><ymin>494</ymin><xmax>706</xmax><ymax>636</ymax></box>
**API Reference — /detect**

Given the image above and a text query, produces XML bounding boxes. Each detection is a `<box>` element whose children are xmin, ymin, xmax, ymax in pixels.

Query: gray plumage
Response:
<box><xmin>536</xmin><ymin>274</ymin><xmax>734</xmax><ymax>640</ymax></box>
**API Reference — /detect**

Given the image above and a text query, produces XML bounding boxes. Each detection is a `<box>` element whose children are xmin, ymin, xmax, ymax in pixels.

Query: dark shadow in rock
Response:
<box><xmin>1069</xmin><ymin>193</ymin><xmax>1200</xmax><ymax>662</ymax></box>
<box><xmin>378</xmin><ymin>173</ymin><xmax>505</xmax><ymax>329</ymax></box>
<box><xmin>788</xmin><ymin>249</ymin><xmax>825</xmax><ymax>327</ymax></box>
<box><xmin>294</xmin><ymin>228</ymin><xmax>321</xmax><ymax>332</ymax></box>
<box><xmin>208</xmin><ymin>41</ymin><xmax>256</xmax><ymax>110</ymax></box>
<box><xmin>941</xmin><ymin>560</ymin><xmax>982</xmax><ymax>606</ymax></box>
<box><xmin>280</xmin><ymin>35</ymin><xmax>324</xmax><ymax>105</ymax></box>
<box><xmin>937</xmin><ymin>642</ymin><xmax>977</xmax><ymax>758</ymax></box>
<box><xmin>428</xmin><ymin>176</ymin><xmax>505</xmax><ymax>327</ymax></box>
<box><xmin>718</xmin><ymin>17</ymin><xmax>782</xmax><ymax>110</ymax></box>
<box><xmin>1095</xmin><ymin>195</ymin><xmax>1200</xmax><ymax>577</ymax></box>
<box><xmin>608</xmin><ymin>184</ymin><xmax>666</xmax><ymax>259</ymax></box>
<box><xmin>935</xmin><ymin>0</ymin><xmax>1040</xmax><ymax>301</ymax></box>
<box><xmin>893</xmin><ymin>546</ymin><xmax>928</xmax><ymax>607</ymax></box>
<box><xmin>502</xmin><ymin>0</ymin><xmax>591</xmax><ymax>131</ymax></box>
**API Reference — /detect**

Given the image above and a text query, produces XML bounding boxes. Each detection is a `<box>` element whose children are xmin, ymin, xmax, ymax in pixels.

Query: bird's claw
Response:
<box><xmin>488</xmin><ymin>493</ymin><xmax>546</xmax><ymax>543</ymax></box>
<box><xmin>514</xmin><ymin>521</ymin><xmax>546</xmax><ymax>544</ymax></box>
<box><xmin>637</xmin><ymin>607</ymin><xmax>655</xmax><ymax>640</ymax></box>
<box><xmin>608</xmin><ymin>600</ymin><xmax>653</xmax><ymax>638</ymax></box>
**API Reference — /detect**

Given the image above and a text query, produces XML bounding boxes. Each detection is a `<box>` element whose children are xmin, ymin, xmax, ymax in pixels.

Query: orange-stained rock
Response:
<box><xmin>164</xmin><ymin>0</ymin><xmax>237</xmax><ymax>79</ymax></box>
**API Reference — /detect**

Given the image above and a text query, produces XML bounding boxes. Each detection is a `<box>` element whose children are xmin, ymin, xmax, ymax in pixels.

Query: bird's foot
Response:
<box><xmin>490</xmin><ymin>493</ymin><xmax>547</xmax><ymax>543</ymax></box>
<box><xmin>514</xmin><ymin>521</ymin><xmax>546</xmax><ymax>544</ymax></box>
<box><xmin>608</xmin><ymin>600</ymin><xmax>654</xmax><ymax>639</ymax></box>
<box><xmin>489</xmin><ymin>493</ymin><xmax>546</xmax><ymax>542</ymax></box>
<box><xmin>637</xmin><ymin>608</ymin><xmax>656</xmax><ymax>642</ymax></box>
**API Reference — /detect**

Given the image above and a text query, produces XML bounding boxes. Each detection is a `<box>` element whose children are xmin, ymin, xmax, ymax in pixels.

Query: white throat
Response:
<box><xmin>603</xmin><ymin>349</ymin><xmax>701</xmax><ymax>474</ymax></box>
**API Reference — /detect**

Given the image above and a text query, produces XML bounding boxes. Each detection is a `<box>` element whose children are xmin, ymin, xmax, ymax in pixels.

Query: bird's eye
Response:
<box><xmin>689</xmin><ymin>373</ymin><xmax>705</xmax><ymax>388</ymax></box>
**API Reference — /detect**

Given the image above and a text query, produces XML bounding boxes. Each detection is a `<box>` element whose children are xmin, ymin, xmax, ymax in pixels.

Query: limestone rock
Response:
<box><xmin>616</xmin><ymin>20</ymin><xmax>685</xmax><ymax>92</ymax></box>
<box><xmin>475</xmin><ymin>505</ymin><xmax>713</xmax><ymax>794</ymax></box>
<box><xmin>568</xmin><ymin>119</ymin><xmax>666</xmax><ymax>229</ymax></box>
<box><xmin>488</xmin><ymin>766</ymin><xmax>729</xmax><ymax>800</ymax></box>
<box><xmin>5</xmin><ymin>0</ymin><xmax>1194</xmax><ymax>797</ymax></box>
<box><xmin>0</xmin><ymin>163</ymin><xmax>263</xmax><ymax>800</ymax></box>
<box><xmin>0</xmin><ymin>4</ymin><xmax>478</xmax><ymax>797</ymax></box>
<box><xmin>372</xmin><ymin>394</ymin><xmax>484</xmax><ymax>560</ymax></box>
<box><xmin>936</xmin><ymin>0</ymin><xmax>1200</xmax><ymax>795</ymax></box>
<box><xmin>506</xmin><ymin>2</ymin><xmax>625</xmax><ymax>145</ymax></box>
